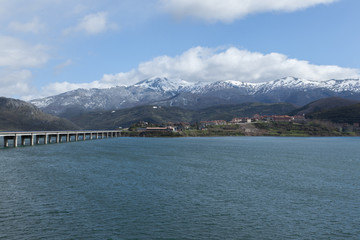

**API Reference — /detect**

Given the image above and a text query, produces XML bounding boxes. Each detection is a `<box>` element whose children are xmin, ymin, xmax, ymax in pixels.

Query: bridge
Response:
<box><xmin>0</xmin><ymin>130</ymin><xmax>122</xmax><ymax>148</ymax></box>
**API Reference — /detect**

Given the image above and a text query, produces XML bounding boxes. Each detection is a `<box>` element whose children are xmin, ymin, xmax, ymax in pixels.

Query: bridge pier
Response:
<box><xmin>35</xmin><ymin>134</ymin><xmax>47</xmax><ymax>145</ymax></box>
<box><xmin>21</xmin><ymin>136</ymin><xmax>26</xmax><ymax>146</ymax></box>
<box><xmin>4</xmin><ymin>135</ymin><xmax>18</xmax><ymax>147</ymax></box>
<box><xmin>59</xmin><ymin>134</ymin><xmax>66</xmax><ymax>143</ymax></box>
<box><xmin>4</xmin><ymin>136</ymin><xmax>14</xmax><ymax>147</ymax></box>
<box><xmin>47</xmin><ymin>134</ymin><xmax>60</xmax><ymax>144</ymax></box>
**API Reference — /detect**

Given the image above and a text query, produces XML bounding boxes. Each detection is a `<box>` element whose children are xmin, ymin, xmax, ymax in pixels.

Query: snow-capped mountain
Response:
<box><xmin>30</xmin><ymin>77</ymin><xmax>184</xmax><ymax>117</ymax></box>
<box><xmin>255</xmin><ymin>77</ymin><xmax>360</xmax><ymax>94</ymax></box>
<box><xmin>30</xmin><ymin>77</ymin><xmax>360</xmax><ymax>118</ymax></box>
<box><xmin>134</xmin><ymin>77</ymin><xmax>193</xmax><ymax>92</ymax></box>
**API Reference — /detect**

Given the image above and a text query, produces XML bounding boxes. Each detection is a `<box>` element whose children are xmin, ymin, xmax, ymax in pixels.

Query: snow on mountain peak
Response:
<box><xmin>323</xmin><ymin>78</ymin><xmax>360</xmax><ymax>92</ymax></box>
<box><xmin>256</xmin><ymin>77</ymin><xmax>360</xmax><ymax>93</ymax></box>
<box><xmin>134</xmin><ymin>77</ymin><xmax>193</xmax><ymax>92</ymax></box>
<box><xmin>268</xmin><ymin>77</ymin><xmax>320</xmax><ymax>87</ymax></box>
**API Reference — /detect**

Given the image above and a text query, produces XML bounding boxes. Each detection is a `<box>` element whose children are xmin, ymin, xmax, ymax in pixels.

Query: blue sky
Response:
<box><xmin>0</xmin><ymin>0</ymin><xmax>359</xmax><ymax>99</ymax></box>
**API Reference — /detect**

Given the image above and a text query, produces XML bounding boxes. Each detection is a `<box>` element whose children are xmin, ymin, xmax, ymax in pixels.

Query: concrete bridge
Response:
<box><xmin>0</xmin><ymin>130</ymin><xmax>122</xmax><ymax>148</ymax></box>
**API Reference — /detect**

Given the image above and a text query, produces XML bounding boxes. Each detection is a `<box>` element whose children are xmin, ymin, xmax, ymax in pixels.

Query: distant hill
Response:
<box><xmin>306</xmin><ymin>103</ymin><xmax>360</xmax><ymax>124</ymax></box>
<box><xmin>0</xmin><ymin>97</ymin><xmax>79</xmax><ymax>131</ymax></box>
<box><xmin>290</xmin><ymin>97</ymin><xmax>360</xmax><ymax>116</ymax></box>
<box><xmin>69</xmin><ymin>102</ymin><xmax>296</xmax><ymax>129</ymax></box>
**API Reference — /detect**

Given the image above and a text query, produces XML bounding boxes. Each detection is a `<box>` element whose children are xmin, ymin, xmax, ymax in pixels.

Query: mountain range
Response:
<box><xmin>30</xmin><ymin>77</ymin><xmax>360</xmax><ymax>118</ymax></box>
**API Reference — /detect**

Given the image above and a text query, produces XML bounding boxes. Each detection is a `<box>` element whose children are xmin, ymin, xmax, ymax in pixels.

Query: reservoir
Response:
<box><xmin>1</xmin><ymin>137</ymin><xmax>359</xmax><ymax>239</ymax></box>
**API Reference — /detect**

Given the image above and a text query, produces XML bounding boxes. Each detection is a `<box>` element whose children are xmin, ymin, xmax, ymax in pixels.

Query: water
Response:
<box><xmin>0</xmin><ymin>137</ymin><xmax>359</xmax><ymax>239</ymax></box>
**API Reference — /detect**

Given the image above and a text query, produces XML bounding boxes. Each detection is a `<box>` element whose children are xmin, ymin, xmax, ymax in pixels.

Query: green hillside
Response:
<box><xmin>307</xmin><ymin>103</ymin><xmax>360</xmax><ymax>124</ymax></box>
<box><xmin>70</xmin><ymin>103</ymin><xmax>296</xmax><ymax>129</ymax></box>
<box><xmin>69</xmin><ymin>105</ymin><xmax>194</xmax><ymax>129</ymax></box>
<box><xmin>290</xmin><ymin>97</ymin><xmax>359</xmax><ymax>116</ymax></box>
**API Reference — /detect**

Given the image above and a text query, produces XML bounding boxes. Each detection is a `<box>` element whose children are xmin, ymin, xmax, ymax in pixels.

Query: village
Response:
<box><xmin>129</xmin><ymin>114</ymin><xmax>307</xmax><ymax>133</ymax></box>
<box><xmin>200</xmin><ymin>114</ymin><xmax>306</xmax><ymax>127</ymax></box>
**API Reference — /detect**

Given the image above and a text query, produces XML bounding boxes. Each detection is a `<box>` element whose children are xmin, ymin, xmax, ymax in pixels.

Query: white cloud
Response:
<box><xmin>41</xmin><ymin>81</ymin><xmax>100</xmax><ymax>97</ymax></box>
<box><xmin>106</xmin><ymin>46</ymin><xmax>360</xmax><ymax>83</ymax></box>
<box><xmin>0</xmin><ymin>69</ymin><xmax>35</xmax><ymax>99</ymax></box>
<box><xmin>8</xmin><ymin>16</ymin><xmax>45</xmax><ymax>33</ymax></box>
<box><xmin>160</xmin><ymin>0</ymin><xmax>338</xmax><ymax>22</ymax></box>
<box><xmin>64</xmin><ymin>12</ymin><xmax>118</xmax><ymax>35</ymax></box>
<box><xmin>41</xmin><ymin>70</ymin><xmax>143</xmax><ymax>97</ymax></box>
<box><xmin>0</xmin><ymin>36</ymin><xmax>49</xmax><ymax>68</ymax></box>
<box><xmin>0</xmin><ymin>36</ymin><xmax>50</xmax><ymax>99</ymax></box>
<box><xmin>40</xmin><ymin>46</ymin><xmax>360</xmax><ymax>96</ymax></box>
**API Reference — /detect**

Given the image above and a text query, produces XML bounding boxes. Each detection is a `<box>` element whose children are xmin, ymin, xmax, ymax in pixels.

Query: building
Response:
<box><xmin>272</xmin><ymin>115</ymin><xmax>293</xmax><ymax>122</ymax></box>
<box><xmin>230</xmin><ymin>117</ymin><xmax>253</xmax><ymax>124</ymax></box>
<box><xmin>166</xmin><ymin>122</ymin><xmax>191</xmax><ymax>131</ymax></box>
<box><xmin>230</xmin><ymin>114</ymin><xmax>306</xmax><ymax>124</ymax></box>
<box><xmin>200</xmin><ymin>120</ymin><xmax>227</xmax><ymax>127</ymax></box>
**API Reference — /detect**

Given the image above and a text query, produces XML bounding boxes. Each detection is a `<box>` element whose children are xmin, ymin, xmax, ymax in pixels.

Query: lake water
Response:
<box><xmin>0</xmin><ymin>137</ymin><xmax>359</xmax><ymax>239</ymax></box>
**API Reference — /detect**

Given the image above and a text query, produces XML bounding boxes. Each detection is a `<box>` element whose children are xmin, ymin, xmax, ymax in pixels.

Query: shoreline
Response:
<box><xmin>122</xmin><ymin>121</ymin><xmax>360</xmax><ymax>138</ymax></box>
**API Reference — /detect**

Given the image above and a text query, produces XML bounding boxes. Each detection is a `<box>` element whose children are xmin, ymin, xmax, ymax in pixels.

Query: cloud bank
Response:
<box><xmin>0</xmin><ymin>69</ymin><xmax>35</xmax><ymax>99</ymax></box>
<box><xmin>0</xmin><ymin>36</ymin><xmax>49</xmax><ymax>68</ymax></box>
<box><xmin>160</xmin><ymin>0</ymin><xmax>338</xmax><ymax>22</ymax></box>
<box><xmin>41</xmin><ymin>46</ymin><xmax>359</xmax><ymax>96</ymax></box>
<box><xmin>0</xmin><ymin>36</ymin><xmax>49</xmax><ymax>99</ymax></box>
<box><xmin>8</xmin><ymin>16</ymin><xmax>45</xmax><ymax>33</ymax></box>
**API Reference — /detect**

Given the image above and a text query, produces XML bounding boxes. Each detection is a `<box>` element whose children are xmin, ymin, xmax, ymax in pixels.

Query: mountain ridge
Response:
<box><xmin>30</xmin><ymin>77</ymin><xmax>360</xmax><ymax>118</ymax></box>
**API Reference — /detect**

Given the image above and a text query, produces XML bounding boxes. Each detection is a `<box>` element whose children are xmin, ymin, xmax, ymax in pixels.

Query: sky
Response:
<box><xmin>0</xmin><ymin>0</ymin><xmax>359</xmax><ymax>100</ymax></box>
